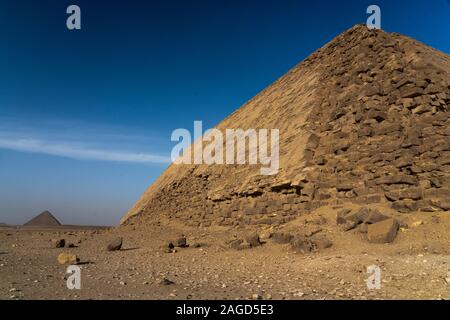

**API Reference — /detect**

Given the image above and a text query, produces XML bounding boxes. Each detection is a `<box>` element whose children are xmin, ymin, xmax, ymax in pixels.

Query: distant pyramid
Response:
<box><xmin>24</xmin><ymin>211</ymin><xmax>62</xmax><ymax>226</ymax></box>
<box><xmin>122</xmin><ymin>24</ymin><xmax>450</xmax><ymax>227</ymax></box>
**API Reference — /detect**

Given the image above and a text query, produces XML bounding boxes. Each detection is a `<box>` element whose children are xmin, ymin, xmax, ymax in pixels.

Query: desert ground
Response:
<box><xmin>1</xmin><ymin>206</ymin><xmax>449</xmax><ymax>300</ymax></box>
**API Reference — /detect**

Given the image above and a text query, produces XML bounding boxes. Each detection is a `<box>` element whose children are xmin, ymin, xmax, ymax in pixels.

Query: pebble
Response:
<box><xmin>252</xmin><ymin>293</ymin><xmax>262</xmax><ymax>300</ymax></box>
<box><xmin>160</xmin><ymin>278</ymin><xmax>175</xmax><ymax>285</ymax></box>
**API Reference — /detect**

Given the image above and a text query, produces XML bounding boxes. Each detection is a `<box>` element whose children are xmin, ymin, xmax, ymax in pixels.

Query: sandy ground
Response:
<box><xmin>1</xmin><ymin>209</ymin><xmax>449</xmax><ymax>300</ymax></box>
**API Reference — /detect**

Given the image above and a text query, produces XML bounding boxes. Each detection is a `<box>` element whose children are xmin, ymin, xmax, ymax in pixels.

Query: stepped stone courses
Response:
<box><xmin>122</xmin><ymin>25</ymin><xmax>450</xmax><ymax>228</ymax></box>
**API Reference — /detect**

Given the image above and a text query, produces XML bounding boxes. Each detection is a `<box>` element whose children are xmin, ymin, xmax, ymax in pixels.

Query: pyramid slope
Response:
<box><xmin>24</xmin><ymin>211</ymin><xmax>62</xmax><ymax>226</ymax></box>
<box><xmin>122</xmin><ymin>24</ymin><xmax>450</xmax><ymax>227</ymax></box>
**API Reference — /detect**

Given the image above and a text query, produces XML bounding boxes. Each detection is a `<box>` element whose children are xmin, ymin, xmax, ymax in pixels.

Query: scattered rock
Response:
<box><xmin>228</xmin><ymin>239</ymin><xmax>243</xmax><ymax>250</ymax></box>
<box><xmin>290</xmin><ymin>236</ymin><xmax>313</xmax><ymax>253</ymax></box>
<box><xmin>357</xmin><ymin>223</ymin><xmax>369</xmax><ymax>234</ymax></box>
<box><xmin>271</xmin><ymin>232</ymin><xmax>294</xmax><ymax>244</ymax></box>
<box><xmin>245</xmin><ymin>233</ymin><xmax>262</xmax><ymax>247</ymax></box>
<box><xmin>346</xmin><ymin>208</ymin><xmax>370</xmax><ymax>224</ymax></box>
<box><xmin>57</xmin><ymin>253</ymin><xmax>79</xmax><ymax>265</ymax></box>
<box><xmin>238</xmin><ymin>242</ymin><xmax>252</xmax><ymax>250</ymax></box>
<box><xmin>107</xmin><ymin>237</ymin><xmax>123</xmax><ymax>251</ymax></box>
<box><xmin>251</xmin><ymin>293</ymin><xmax>262</xmax><ymax>300</ymax></box>
<box><xmin>341</xmin><ymin>221</ymin><xmax>358</xmax><ymax>232</ymax></box>
<box><xmin>367</xmin><ymin>219</ymin><xmax>399</xmax><ymax>244</ymax></box>
<box><xmin>311</xmin><ymin>235</ymin><xmax>333</xmax><ymax>250</ymax></box>
<box><xmin>51</xmin><ymin>239</ymin><xmax>65</xmax><ymax>248</ymax></box>
<box><xmin>169</xmin><ymin>235</ymin><xmax>188</xmax><ymax>248</ymax></box>
<box><xmin>160</xmin><ymin>278</ymin><xmax>175</xmax><ymax>286</ymax></box>
<box><xmin>336</xmin><ymin>209</ymin><xmax>352</xmax><ymax>224</ymax></box>
<box><xmin>365</xmin><ymin>210</ymin><xmax>389</xmax><ymax>224</ymax></box>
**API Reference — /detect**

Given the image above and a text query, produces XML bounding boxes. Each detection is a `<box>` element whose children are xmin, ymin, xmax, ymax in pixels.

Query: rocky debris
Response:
<box><xmin>290</xmin><ymin>236</ymin><xmax>312</xmax><ymax>253</ymax></box>
<box><xmin>66</xmin><ymin>243</ymin><xmax>75</xmax><ymax>248</ymax></box>
<box><xmin>367</xmin><ymin>218</ymin><xmax>400</xmax><ymax>244</ymax></box>
<box><xmin>245</xmin><ymin>233</ymin><xmax>262</xmax><ymax>247</ymax></box>
<box><xmin>228</xmin><ymin>239</ymin><xmax>244</xmax><ymax>250</ymax></box>
<box><xmin>191</xmin><ymin>242</ymin><xmax>202</xmax><ymax>248</ymax></box>
<box><xmin>311</xmin><ymin>235</ymin><xmax>333</xmax><ymax>250</ymax></box>
<box><xmin>341</xmin><ymin>221</ymin><xmax>358</xmax><ymax>232</ymax></box>
<box><xmin>51</xmin><ymin>239</ymin><xmax>65</xmax><ymax>248</ymax></box>
<box><xmin>271</xmin><ymin>232</ymin><xmax>294</xmax><ymax>244</ymax></box>
<box><xmin>431</xmin><ymin>199</ymin><xmax>450</xmax><ymax>211</ymax></box>
<box><xmin>227</xmin><ymin>236</ymin><xmax>258</xmax><ymax>251</ymax></box>
<box><xmin>107</xmin><ymin>237</ymin><xmax>123</xmax><ymax>251</ymax></box>
<box><xmin>290</xmin><ymin>234</ymin><xmax>332</xmax><ymax>253</ymax></box>
<box><xmin>337</xmin><ymin>207</ymin><xmax>391</xmax><ymax>235</ymax></box>
<box><xmin>57</xmin><ymin>253</ymin><xmax>79</xmax><ymax>265</ymax></box>
<box><xmin>336</xmin><ymin>209</ymin><xmax>352</xmax><ymax>224</ymax></box>
<box><xmin>168</xmin><ymin>235</ymin><xmax>188</xmax><ymax>250</ymax></box>
<box><xmin>160</xmin><ymin>278</ymin><xmax>175</xmax><ymax>286</ymax></box>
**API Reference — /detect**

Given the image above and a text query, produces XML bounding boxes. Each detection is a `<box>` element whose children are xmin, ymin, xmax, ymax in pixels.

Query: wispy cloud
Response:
<box><xmin>0</xmin><ymin>137</ymin><xmax>171</xmax><ymax>164</ymax></box>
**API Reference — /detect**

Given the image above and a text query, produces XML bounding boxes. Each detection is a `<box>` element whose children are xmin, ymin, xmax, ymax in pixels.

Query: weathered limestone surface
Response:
<box><xmin>122</xmin><ymin>25</ymin><xmax>450</xmax><ymax>228</ymax></box>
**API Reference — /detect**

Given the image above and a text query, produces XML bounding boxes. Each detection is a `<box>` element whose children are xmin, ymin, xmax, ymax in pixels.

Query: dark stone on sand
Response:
<box><xmin>107</xmin><ymin>237</ymin><xmax>123</xmax><ymax>251</ymax></box>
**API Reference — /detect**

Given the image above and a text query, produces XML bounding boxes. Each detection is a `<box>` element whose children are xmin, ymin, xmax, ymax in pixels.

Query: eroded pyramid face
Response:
<box><xmin>122</xmin><ymin>24</ymin><xmax>450</xmax><ymax>227</ymax></box>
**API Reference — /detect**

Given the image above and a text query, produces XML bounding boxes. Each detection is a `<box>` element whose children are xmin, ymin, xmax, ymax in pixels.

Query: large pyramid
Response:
<box><xmin>122</xmin><ymin>24</ymin><xmax>450</xmax><ymax>228</ymax></box>
<box><xmin>24</xmin><ymin>210</ymin><xmax>62</xmax><ymax>227</ymax></box>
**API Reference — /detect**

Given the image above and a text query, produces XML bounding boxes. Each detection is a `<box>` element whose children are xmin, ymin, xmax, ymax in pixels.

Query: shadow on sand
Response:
<box><xmin>119</xmin><ymin>247</ymin><xmax>140</xmax><ymax>252</ymax></box>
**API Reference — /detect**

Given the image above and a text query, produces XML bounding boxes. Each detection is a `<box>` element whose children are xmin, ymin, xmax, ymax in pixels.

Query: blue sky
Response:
<box><xmin>0</xmin><ymin>0</ymin><xmax>449</xmax><ymax>225</ymax></box>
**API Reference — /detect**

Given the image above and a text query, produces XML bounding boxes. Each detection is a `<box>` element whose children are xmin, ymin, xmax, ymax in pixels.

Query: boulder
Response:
<box><xmin>245</xmin><ymin>233</ymin><xmax>262</xmax><ymax>247</ymax></box>
<box><xmin>107</xmin><ymin>237</ymin><xmax>123</xmax><ymax>251</ymax></box>
<box><xmin>57</xmin><ymin>253</ymin><xmax>79</xmax><ymax>265</ymax></box>
<box><xmin>385</xmin><ymin>188</ymin><xmax>423</xmax><ymax>201</ymax></box>
<box><xmin>391</xmin><ymin>200</ymin><xmax>418</xmax><ymax>213</ymax></box>
<box><xmin>341</xmin><ymin>220</ymin><xmax>358</xmax><ymax>232</ymax></box>
<box><xmin>271</xmin><ymin>232</ymin><xmax>293</xmax><ymax>244</ymax></box>
<box><xmin>367</xmin><ymin>219</ymin><xmax>399</xmax><ymax>243</ymax></box>
<box><xmin>346</xmin><ymin>208</ymin><xmax>370</xmax><ymax>224</ymax></box>
<box><xmin>336</xmin><ymin>209</ymin><xmax>352</xmax><ymax>224</ymax></box>
<box><xmin>364</xmin><ymin>210</ymin><xmax>389</xmax><ymax>224</ymax></box>
<box><xmin>51</xmin><ymin>239</ymin><xmax>65</xmax><ymax>248</ymax></box>
<box><xmin>431</xmin><ymin>199</ymin><xmax>450</xmax><ymax>211</ymax></box>
<box><xmin>228</xmin><ymin>239</ymin><xmax>243</xmax><ymax>250</ymax></box>
<box><xmin>311</xmin><ymin>235</ymin><xmax>333</xmax><ymax>250</ymax></box>
<box><xmin>290</xmin><ymin>236</ymin><xmax>313</xmax><ymax>253</ymax></box>
<box><xmin>160</xmin><ymin>278</ymin><xmax>175</xmax><ymax>286</ymax></box>
<box><xmin>172</xmin><ymin>236</ymin><xmax>188</xmax><ymax>248</ymax></box>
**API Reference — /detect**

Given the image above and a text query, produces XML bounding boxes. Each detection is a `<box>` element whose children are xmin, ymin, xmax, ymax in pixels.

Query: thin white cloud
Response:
<box><xmin>0</xmin><ymin>137</ymin><xmax>171</xmax><ymax>164</ymax></box>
